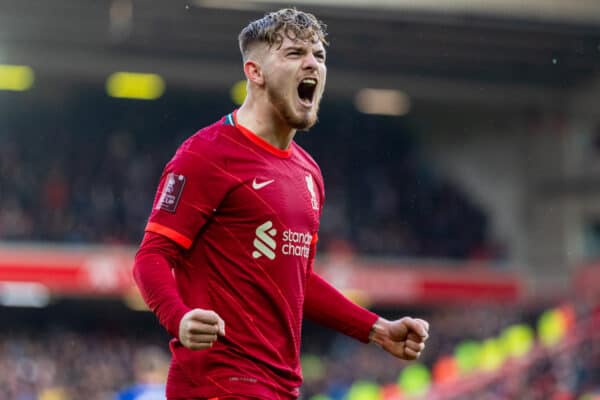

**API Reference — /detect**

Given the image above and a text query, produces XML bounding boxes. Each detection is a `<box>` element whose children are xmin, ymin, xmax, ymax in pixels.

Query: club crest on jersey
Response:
<box><xmin>156</xmin><ymin>172</ymin><xmax>186</xmax><ymax>213</ymax></box>
<box><xmin>305</xmin><ymin>174</ymin><xmax>319</xmax><ymax>210</ymax></box>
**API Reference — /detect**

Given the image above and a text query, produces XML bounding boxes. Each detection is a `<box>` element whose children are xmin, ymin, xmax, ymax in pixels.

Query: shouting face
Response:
<box><xmin>260</xmin><ymin>35</ymin><xmax>327</xmax><ymax>131</ymax></box>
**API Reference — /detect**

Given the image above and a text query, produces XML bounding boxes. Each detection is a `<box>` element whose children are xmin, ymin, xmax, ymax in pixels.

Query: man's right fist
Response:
<box><xmin>178</xmin><ymin>309</ymin><xmax>226</xmax><ymax>350</ymax></box>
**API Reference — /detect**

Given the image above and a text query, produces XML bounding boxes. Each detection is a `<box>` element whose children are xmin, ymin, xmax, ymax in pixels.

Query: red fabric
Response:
<box><xmin>303</xmin><ymin>232</ymin><xmax>377</xmax><ymax>343</ymax></box>
<box><xmin>135</xmin><ymin>114</ymin><xmax>378</xmax><ymax>399</ymax></box>
<box><xmin>146</xmin><ymin>221</ymin><xmax>193</xmax><ymax>249</ymax></box>
<box><xmin>133</xmin><ymin>232</ymin><xmax>191</xmax><ymax>338</ymax></box>
<box><xmin>304</xmin><ymin>272</ymin><xmax>378</xmax><ymax>343</ymax></box>
<box><xmin>232</xmin><ymin>110</ymin><xmax>292</xmax><ymax>158</ymax></box>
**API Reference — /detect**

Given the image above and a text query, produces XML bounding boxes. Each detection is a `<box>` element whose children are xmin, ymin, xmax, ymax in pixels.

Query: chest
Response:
<box><xmin>218</xmin><ymin>158</ymin><xmax>321</xmax><ymax>235</ymax></box>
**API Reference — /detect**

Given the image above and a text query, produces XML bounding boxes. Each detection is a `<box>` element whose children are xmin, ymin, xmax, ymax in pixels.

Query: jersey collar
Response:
<box><xmin>231</xmin><ymin>110</ymin><xmax>293</xmax><ymax>159</ymax></box>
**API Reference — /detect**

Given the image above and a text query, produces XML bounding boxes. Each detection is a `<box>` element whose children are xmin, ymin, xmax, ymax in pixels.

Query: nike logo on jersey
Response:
<box><xmin>252</xmin><ymin>178</ymin><xmax>274</xmax><ymax>190</ymax></box>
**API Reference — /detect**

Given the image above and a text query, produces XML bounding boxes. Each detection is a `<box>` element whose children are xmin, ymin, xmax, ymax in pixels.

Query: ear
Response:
<box><xmin>244</xmin><ymin>60</ymin><xmax>264</xmax><ymax>86</ymax></box>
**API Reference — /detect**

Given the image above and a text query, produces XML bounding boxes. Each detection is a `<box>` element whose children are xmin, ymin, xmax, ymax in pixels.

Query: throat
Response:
<box><xmin>235</xmin><ymin>106</ymin><xmax>296</xmax><ymax>151</ymax></box>
<box><xmin>259</xmin><ymin>130</ymin><xmax>294</xmax><ymax>151</ymax></box>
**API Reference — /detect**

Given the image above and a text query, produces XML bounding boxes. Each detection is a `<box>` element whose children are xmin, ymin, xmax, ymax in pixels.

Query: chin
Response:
<box><xmin>290</xmin><ymin>106</ymin><xmax>319</xmax><ymax>130</ymax></box>
<box><xmin>267</xmin><ymin>84</ymin><xmax>321</xmax><ymax>130</ymax></box>
<box><xmin>295</xmin><ymin>116</ymin><xmax>317</xmax><ymax>131</ymax></box>
<box><xmin>288</xmin><ymin>114</ymin><xmax>315</xmax><ymax>131</ymax></box>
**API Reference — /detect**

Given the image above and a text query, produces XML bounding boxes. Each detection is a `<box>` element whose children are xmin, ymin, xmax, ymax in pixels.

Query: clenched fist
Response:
<box><xmin>178</xmin><ymin>309</ymin><xmax>226</xmax><ymax>351</ymax></box>
<box><xmin>370</xmin><ymin>317</ymin><xmax>429</xmax><ymax>361</ymax></box>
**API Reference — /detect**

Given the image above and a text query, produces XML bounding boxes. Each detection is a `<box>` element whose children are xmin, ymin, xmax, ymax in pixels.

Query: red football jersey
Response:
<box><xmin>146</xmin><ymin>111</ymin><xmax>326</xmax><ymax>399</ymax></box>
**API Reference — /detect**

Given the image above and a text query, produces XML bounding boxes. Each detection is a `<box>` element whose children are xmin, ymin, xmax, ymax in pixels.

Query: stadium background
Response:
<box><xmin>1</xmin><ymin>0</ymin><xmax>600</xmax><ymax>399</ymax></box>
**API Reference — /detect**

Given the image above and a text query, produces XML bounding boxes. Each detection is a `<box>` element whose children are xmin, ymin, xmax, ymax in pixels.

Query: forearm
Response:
<box><xmin>133</xmin><ymin>232</ymin><xmax>191</xmax><ymax>338</ymax></box>
<box><xmin>304</xmin><ymin>272</ymin><xmax>379</xmax><ymax>343</ymax></box>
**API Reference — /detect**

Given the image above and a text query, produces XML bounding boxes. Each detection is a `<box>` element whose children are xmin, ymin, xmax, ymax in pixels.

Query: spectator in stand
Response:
<box><xmin>0</xmin><ymin>300</ymin><xmax>597</xmax><ymax>399</ymax></box>
<box><xmin>115</xmin><ymin>346</ymin><xmax>169</xmax><ymax>400</ymax></box>
<box><xmin>0</xmin><ymin>90</ymin><xmax>498</xmax><ymax>260</ymax></box>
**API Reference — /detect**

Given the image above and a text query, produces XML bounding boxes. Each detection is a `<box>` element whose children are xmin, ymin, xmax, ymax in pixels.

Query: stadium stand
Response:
<box><xmin>1</xmin><ymin>1</ymin><xmax>599</xmax><ymax>399</ymax></box>
<box><xmin>0</xmin><ymin>296</ymin><xmax>598</xmax><ymax>400</ymax></box>
<box><xmin>0</xmin><ymin>91</ymin><xmax>496</xmax><ymax>260</ymax></box>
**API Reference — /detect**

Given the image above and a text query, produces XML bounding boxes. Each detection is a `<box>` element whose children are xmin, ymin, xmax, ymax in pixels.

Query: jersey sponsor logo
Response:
<box><xmin>156</xmin><ymin>173</ymin><xmax>185</xmax><ymax>213</ymax></box>
<box><xmin>253</xmin><ymin>220</ymin><xmax>277</xmax><ymax>260</ymax></box>
<box><xmin>305</xmin><ymin>174</ymin><xmax>319</xmax><ymax>210</ymax></box>
<box><xmin>252</xmin><ymin>178</ymin><xmax>274</xmax><ymax>190</ymax></box>
<box><xmin>282</xmin><ymin>229</ymin><xmax>312</xmax><ymax>258</ymax></box>
<box><xmin>252</xmin><ymin>221</ymin><xmax>313</xmax><ymax>260</ymax></box>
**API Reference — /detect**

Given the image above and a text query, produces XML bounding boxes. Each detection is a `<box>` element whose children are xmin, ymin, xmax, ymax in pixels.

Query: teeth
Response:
<box><xmin>301</xmin><ymin>78</ymin><xmax>317</xmax><ymax>86</ymax></box>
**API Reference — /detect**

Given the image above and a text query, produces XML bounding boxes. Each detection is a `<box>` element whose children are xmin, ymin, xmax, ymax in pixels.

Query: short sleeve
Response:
<box><xmin>145</xmin><ymin>137</ymin><xmax>231</xmax><ymax>249</ymax></box>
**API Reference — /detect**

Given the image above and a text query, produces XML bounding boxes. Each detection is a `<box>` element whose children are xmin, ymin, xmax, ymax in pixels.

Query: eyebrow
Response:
<box><xmin>282</xmin><ymin>45</ymin><xmax>326</xmax><ymax>54</ymax></box>
<box><xmin>282</xmin><ymin>45</ymin><xmax>305</xmax><ymax>52</ymax></box>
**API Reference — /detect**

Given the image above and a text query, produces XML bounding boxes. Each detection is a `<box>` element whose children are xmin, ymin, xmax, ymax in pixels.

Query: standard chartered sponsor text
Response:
<box><xmin>282</xmin><ymin>228</ymin><xmax>312</xmax><ymax>258</ymax></box>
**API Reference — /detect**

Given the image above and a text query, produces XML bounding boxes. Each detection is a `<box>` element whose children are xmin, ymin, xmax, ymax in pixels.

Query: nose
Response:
<box><xmin>302</xmin><ymin>52</ymin><xmax>318</xmax><ymax>71</ymax></box>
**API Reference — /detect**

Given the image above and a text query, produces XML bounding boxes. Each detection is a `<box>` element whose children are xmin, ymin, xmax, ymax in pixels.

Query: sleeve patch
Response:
<box><xmin>156</xmin><ymin>172</ymin><xmax>186</xmax><ymax>213</ymax></box>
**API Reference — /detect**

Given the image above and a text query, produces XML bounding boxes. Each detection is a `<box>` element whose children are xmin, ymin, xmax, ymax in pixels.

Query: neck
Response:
<box><xmin>236</xmin><ymin>98</ymin><xmax>296</xmax><ymax>150</ymax></box>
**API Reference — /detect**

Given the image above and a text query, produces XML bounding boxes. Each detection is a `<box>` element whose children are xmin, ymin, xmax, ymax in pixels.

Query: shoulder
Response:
<box><xmin>170</xmin><ymin>116</ymin><xmax>239</xmax><ymax>167</ymax></box>
<box><xmin>292</xmin><ymin>141</ymin><xmax>323</xmax><ymax>180</ymax></box>
<box><xmin>178</xmin><ymin>117</ymin><xmax>236</xmax><ymax>154</ymax></box>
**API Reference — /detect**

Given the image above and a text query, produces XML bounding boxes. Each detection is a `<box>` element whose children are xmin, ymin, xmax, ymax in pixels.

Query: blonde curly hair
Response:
<box><xmin>238</xmin><ymin>8</ymin><xmax>328</xmax><ymax>60</ymax></box>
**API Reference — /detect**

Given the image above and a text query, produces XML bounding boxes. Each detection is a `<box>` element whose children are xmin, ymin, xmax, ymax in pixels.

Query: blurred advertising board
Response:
<box><xmin>0</xmin><ymin>244</ymin><xmax>523</xmax><ymax>306</ymax></box>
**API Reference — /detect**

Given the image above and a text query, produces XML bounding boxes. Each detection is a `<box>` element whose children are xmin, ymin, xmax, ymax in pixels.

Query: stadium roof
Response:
<box><xmin>1</xmin><ymin>0</ymin><xmax>599</xmax><ymax>105</ymax></box>
<box><xmin>246</xmin><ymin>0</ymin><xmax>600</xmax><ymax>25</ymax></box>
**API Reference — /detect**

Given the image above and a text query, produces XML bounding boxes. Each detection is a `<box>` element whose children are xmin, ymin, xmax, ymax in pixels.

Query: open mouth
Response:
<box><xmin>297</xmin><ymin>78</ymin><xmax>317</xmax><ymax>105</ymax></box>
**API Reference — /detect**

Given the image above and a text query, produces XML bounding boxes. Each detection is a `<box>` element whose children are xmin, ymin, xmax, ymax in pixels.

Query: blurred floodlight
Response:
<box><xmin>106</xmin><ymin>72</ymin><xmax>165</xmax><ymax>100</ymax></box>
<box><xmin>398</xmin><ymin>363</ymin><xmax>431</xmax><ymax>395</ymax></box>
<box><xmin>0</xmin><ymin>65</ymin><xmax>34</xmax><ymax>91</ymax></box>
<box><xmin>380</xmin><ymin>384</ymin><xmax>401</xmax><ymax>400</ymax></box>
<box><xmin>432</xmin><ymin>356</ymin><xmax>459</xmax><ymax>383</ymax></box>
<box><xmin>0</xmin><ymin>282</ymin><xmax>50</xmax><ymax>307</ymax></box>
<box><xmin>538</xmin><ymin>308</ymin><xmax>566</xmax><ymax>347</ymax></box>
<box><xmin>501</xmin><ymin>324</ymin><xmax>534</xmax><ymax>357</ymax></box>
<box><xmin>231</xmin><ymin>80</ymin><xmax>247</xmax><ymax>105</ymax></box>
<box><xmin>454</xmin><ymin>340</ymin><xmax>481</xmax><ymax>374</ymax></box>
<box><xmin>354</xmin><ymin>88</ymin><xmax>411</xmax><ymax>116</ymax></box>
<box><xmin>479</xmin><ymin>338</ymin><xmax>505</xmax><ymax>371</ymax></box>
<box><xmin>346</xmin><ymin>380</ymin><xmax>381</xmax><ymax>400</ymax></box>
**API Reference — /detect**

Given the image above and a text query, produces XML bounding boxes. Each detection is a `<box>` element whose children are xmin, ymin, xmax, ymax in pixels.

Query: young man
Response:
<box><xmin>134</xmin><ymin>8</ymin><xmax>429</xmax><ymax>400</ymax></box>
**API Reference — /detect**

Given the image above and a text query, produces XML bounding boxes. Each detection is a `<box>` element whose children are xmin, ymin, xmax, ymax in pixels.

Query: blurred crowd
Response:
<box><xmin>1</xmin><ymin>301</ymin><xmax>597</xmax><ymax>400</ymax></box>
<box><xmin>0</xmin><ymin>92</ymin><xmax>501</xmax><ymax>260</ymax></box>
<box><xmin>454</xmin><ymin>303</ymin><xmax>600</xmax><ymax>400</ymax></box>
<box><xmin>0</xmin><ymin>330</ymin><xmax>158</xmax><ymax>400</ymax></box>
